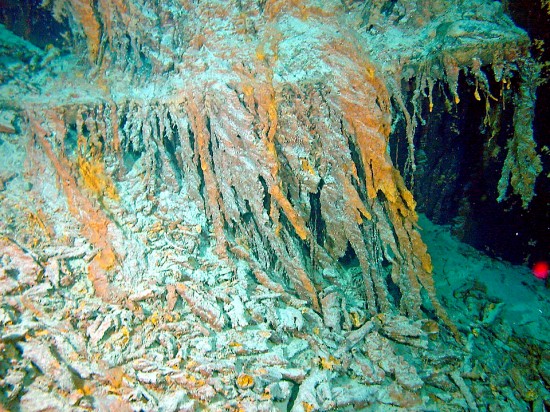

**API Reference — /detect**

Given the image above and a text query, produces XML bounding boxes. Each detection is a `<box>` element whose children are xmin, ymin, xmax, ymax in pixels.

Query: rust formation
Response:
<box><xmin>0</xmin><ymin>0</ymin><xmax>546</xmax><ymax>410</ymax></box>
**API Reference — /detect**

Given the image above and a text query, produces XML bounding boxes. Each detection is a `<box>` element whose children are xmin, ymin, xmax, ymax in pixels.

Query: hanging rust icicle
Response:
<box><xmin>497</xmin><ymin>60</ymin><xmax>543</xmax><ymax>208</ymax></box>
<box><xmin>2</xmin><ymin>0</ymin><xmax>546</xmax><ymax>410</ymax></box>
<box><xmin>27</xmin><ymin>109</ymin><xmax>122</xmax><ymax>302</ymax></box>
<box><xmin>21</xmin><ymin>0</ymin><xmax>539</xmax><ymax>339</ymax></box>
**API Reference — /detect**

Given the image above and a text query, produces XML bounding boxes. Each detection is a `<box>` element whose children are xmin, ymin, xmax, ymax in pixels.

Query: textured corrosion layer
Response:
<box><xmin>18</xmin><ymin>0</ymin><xmax>538</xmax><ymax>336</ymax></box>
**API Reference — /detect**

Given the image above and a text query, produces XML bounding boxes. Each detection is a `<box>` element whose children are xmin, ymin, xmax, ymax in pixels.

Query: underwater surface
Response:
<box><xmin>0</xmin><ymin>0</ymin><xmax>549</xmax><ymax>410</ymax></box>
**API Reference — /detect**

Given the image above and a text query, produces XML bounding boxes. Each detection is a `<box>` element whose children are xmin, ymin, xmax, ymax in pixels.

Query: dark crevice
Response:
<box><xmin>96</xmin><ymin>128</ymin><xmax>106</xmax><ymax>150</ymax></box>
<box><xmin>385</xmin><ymin>272</ymin><xmax>401</xmax><ymax>308</ymax></box>
<box><xmin>118</xmin><ymin>109</ymin><xmax>128</xmax><ymax>138</ymax></box>
<box><xmin>259</xmin><ymin>175</ymin><xmax>271</xmax><ymax>215</ymax></box>
<box><xmin>344</xmin><ymin>122</ymin><xmax>368</xmax><ymax>203</ymax></box>
<box><xmin>205</xmin><ymin>116</ymin><xmax>216</xmax><ymax>148</ymax></box>
<box><xmin>186</xmin><ymin>121</ymin><xmax>196</xmax><ymax>153</ymax></box>
<box><xmin>123</xmin><ymin>34</ymin><xmax>133</xmax><ymax>66</ymax></box>
<box><xmin>338</xmin><ymin>241</ymin><xmax>359</xmax><ymax>268</ymax></box>
<box><xmin>161</xmin><ymin>116</ymin><xmax>182</xmax><ymax>185</ymax></box>
<box><xmin>187</xmin><ymin>124</ymin><xmax>205</xmax><ymax>202</ymax></box>
<box><xmin>381</xmin><ymin>0</ymin><xmax>398</xmax><ymax>16</ymax></box>
<box><xmin>308</xmin><ymin>180</ymin><xmax>325</xmax><ymax>246</ymax></box>
<box><xmin>277</xmin><ymin>211</ymin><xmax>303</xmax><ymax>265</ymax></box>
<box><xmin>286</xmin><ymin>381</ymin><xmax>300</xmax><ymax>412</ymax></box>
<box><xmin>81</xmin><ymin>123</ymin><xmax>90</xmax><ymax>140</ymax></box>
<box><xmin>63</xmin><ymin>123</ymin><xmax>79</xmax><ymax>159</ymax></box>
<box><xmin>242</xmin><ymin>199</ymin><xmax>254</xmax><ymax>225</ymax></box>
<box><xmin>205</xmin><ymin>117</ymin><xmax>218</xmax><ymax>164</ymax></box>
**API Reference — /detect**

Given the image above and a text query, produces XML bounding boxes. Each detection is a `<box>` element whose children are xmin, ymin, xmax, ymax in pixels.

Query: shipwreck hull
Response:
<box><xmin>0</xmin><ymin>0</ymin><xmax>547</xmax><ymax>410</ymax></box>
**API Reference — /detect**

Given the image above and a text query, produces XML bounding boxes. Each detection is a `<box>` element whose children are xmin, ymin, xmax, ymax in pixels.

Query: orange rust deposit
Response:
<box><xmin>235</xmin><ymin>373</ymin><xmax>254</xmax><ymax>389</ymax></box>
